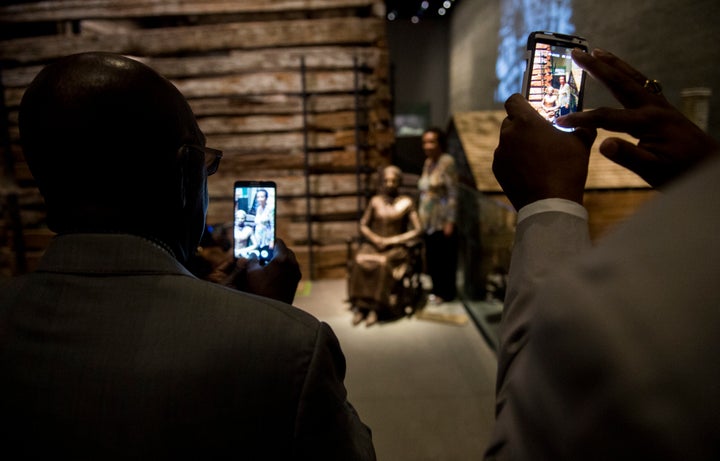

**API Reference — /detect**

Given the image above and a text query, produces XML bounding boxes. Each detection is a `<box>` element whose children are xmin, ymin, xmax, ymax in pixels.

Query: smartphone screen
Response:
<box><xmin>522</xmin><ymin>32</ymin><xmax>588</xmax><ymax>131</ymax></box>
<box><xmin>233</xmin><ymin>180</ymin><xmax>276</xmax><ymax>263</ymax></box>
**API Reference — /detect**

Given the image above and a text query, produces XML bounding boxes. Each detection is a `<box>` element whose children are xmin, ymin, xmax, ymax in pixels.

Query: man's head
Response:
<box><xmin>19</xmin><ymin>52</ymin><xmax>213</xmax><ymax>262</ymax></box>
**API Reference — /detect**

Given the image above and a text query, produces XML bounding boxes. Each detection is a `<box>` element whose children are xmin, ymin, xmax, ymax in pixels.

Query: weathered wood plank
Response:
<box><xmin>0</xmin><ymin>17</ymin><xmax>385</xmax><ymax>63</ymax></box>
<box><xmin>172</xmin><ymin>71</ymin><xmax>377</xmax><ymax>98</ymax></box>
<box><xmin>4</xmin><ymin>122</ymin><xmax>353</xmax><ymax>151</ymax></box>
<box><xmin>2</xmin><ymin>90</ymin><xmax>384</xmax><ymax>119</ymax></box>
<box><xmin>1</xmin><ymin>47</ymin><xmax>387</xmax><ymax>88</ymax></box>
<box><xmin>189</xmin><ymin>94</ymin><xmax>362</xmax><ymax>117</ymax></box>
<box><xmin>206</xmin><ymin>131</ymin><xmax>338</xmax><ymax>152</ymax></box>
<box><xmin>0</xmin><ymin>0</ymin><xmax>382</xmax><ymax>22</ymax></box>
<box><xmin>208</xmin><ymin>173</ymin><xmax>367</xmax><ymax>198</ymax></box>
<box><xmin>197</xmin><ymin>111</ymin><xmax>359</xmax><ymax>135</ymax></box>
<box><xmin>287</xmin><ymin>220</ymin><xmax>358</xmax><ymax>245</ymax></box>
<box><xmin>281</xmin><ymin>195</ymin><xmax>365</xmax><ymax>217</ymax></box>
<box><xmin>199</xmin><ymin>114</ymin><xmax>304</xmax><ymax>134</ymax></box>
<box><xmin>204</xmin><ymin>149</ymin><xmax>360</xmax><ymax>173</ymax></box>
<box><xmin>143</xmin><ymin>47</ymin><xmax>386</xmax><ymax>77</ymax></box>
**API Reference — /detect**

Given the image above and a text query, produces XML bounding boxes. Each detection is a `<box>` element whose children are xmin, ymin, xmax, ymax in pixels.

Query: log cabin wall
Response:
<box><xmin>0</xmin><ymin>0</ymin><xmax>392</xmax><ymax>279</ymax></box>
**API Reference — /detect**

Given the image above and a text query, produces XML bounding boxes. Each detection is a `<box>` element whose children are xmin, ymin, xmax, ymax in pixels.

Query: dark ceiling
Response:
<box><xmin>384</xmin><ymin>0</ymin><xmax>461</xmax><ymax>21</ymax></box>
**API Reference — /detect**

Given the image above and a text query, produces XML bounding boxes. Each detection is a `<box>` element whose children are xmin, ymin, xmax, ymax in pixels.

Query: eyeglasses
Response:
<box><xmin>183</xmin><ymin>144</ymin><xmax>223</xmax><ymax>176</ymax></box>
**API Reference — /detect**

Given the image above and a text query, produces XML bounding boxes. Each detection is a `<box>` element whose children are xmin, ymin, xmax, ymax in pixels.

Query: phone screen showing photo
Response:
<box><xmin>233</xmin><ymin>181</ymin><xmax>276</xmax><ymax>263</ymax></box>
<box><xmin>525</xmin><ymin>38</ymin><xmax>586</xmax><ymax>131</ymax></box>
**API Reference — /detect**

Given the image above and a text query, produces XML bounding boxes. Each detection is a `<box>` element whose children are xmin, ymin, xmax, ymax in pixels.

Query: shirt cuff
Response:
<box><xmin>517</xmin><ymin>198</ymin><xmax>588</xmax><ymax>224</ymax></box>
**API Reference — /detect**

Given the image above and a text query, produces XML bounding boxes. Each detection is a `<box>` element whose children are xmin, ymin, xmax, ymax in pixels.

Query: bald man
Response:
<box><xmin>0</xmin><ymin>52</ymin><xmax>375</xmax><ymax>460</ymax></box>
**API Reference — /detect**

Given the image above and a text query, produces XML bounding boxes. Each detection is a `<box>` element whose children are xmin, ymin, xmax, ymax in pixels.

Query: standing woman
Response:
<box><xmin>253</xmin><ymin>188</ymin><xmax>275</xmax><ymax>251</ymax></box>
<box><xmin>418</xmin><ymin>127</ymin><xmax>458</xmax><ymax>304</ymax></box>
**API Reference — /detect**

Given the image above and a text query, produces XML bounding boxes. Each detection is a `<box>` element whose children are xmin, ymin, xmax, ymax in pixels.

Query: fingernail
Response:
<box><xmin>571</xmin><ymin>48</ymin><xmax>591</xmax><ymax>63</ymax></box>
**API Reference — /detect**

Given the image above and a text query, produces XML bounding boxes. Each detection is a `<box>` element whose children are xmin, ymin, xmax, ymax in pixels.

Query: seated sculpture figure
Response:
<box><xmin>348</xmin><ymin>165</ymin><xmax>423</xmax><ymax>326</ymax></box>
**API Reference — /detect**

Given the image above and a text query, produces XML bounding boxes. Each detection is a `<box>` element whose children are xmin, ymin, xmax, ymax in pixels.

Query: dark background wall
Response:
<box><xmin>386</xmin><ymin>17</ymin><xmax>450</xmax><ymax>173</ymax></box>
<box><xmin>387</xmin><ymin>18</ymin><xmax>450</xmax><ymax>128</ymax></box>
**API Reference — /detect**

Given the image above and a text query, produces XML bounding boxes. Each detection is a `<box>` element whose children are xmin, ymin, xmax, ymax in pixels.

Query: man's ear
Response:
<box><xmin>176</xmin><ymin>145</ymin><xmax>190</xmax><ymax>209</ymax></box>
<box><xmin>176</xmin><ymin>144</ymin><xmax>206</xmax><ymax>210</ymax></box>
<box><xmin>173</xmin><ymin>144</ymin><xmax>208</xmax><ymax>263</ymax></box>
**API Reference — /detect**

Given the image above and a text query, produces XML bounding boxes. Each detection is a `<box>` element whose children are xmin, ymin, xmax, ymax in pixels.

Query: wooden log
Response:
<box><xmin>207</xmin><ymin>148</ymin><xmax>360</xmax><ymax>174</ymax></box>
<box><xmin>0</xmin><ymin>17</ymin><xmax>385</xmax><ymax>63</ymax></box>
<box><xmin>198</xmin><ymin>114</ymin><xmax>304</xmax><ymax>135</ymax></box>
<box><xmin>282</xmin><ymin>195</ymin><xmax>365</xmax><ymax>218</ymax></box>
<box><xmin>139</xmin><ymin>47</ymin><xmax>386</xmax><ymax>78</ymax></box>
<box><xmin>172</xmin><ymin>71</ymin><xmax>377</xmax><ymax>99</ymax></box>
<box><xmin>208</xmin><ymin>173</ymin><xmax>369</xmax><ymax>198</ymax></box>
<box><xmin>206</xmin><ymin>132</ymin><xmax>337</xmax><ymax>152</ymax></box>
<box><xmin>0</xmin><ymin>0</ymin><xmax>383</xmax><ymax>22</ymax></box>
<box><xmin>188</xmin><ymin>94</ymin><xmax>361</xmax><ymax>117</ymax></box>
<box><xmin>197</xmin><ymin>111</ymin><xmax>359</xmax><ymax>135</ymax></box>
<box><xmin>286</xmin><ymin>220</ymin><xmax>358</xmax><ymax>245</ymax></box>
<box><xmin>3</xmin><ymin>92</ymin><xmax>385</xmax><ymax>121</ymax></box>
<box><xmin>204</xmin><ymin>129</ymin><xmax>367</xmax><ymax>154</ymax></box>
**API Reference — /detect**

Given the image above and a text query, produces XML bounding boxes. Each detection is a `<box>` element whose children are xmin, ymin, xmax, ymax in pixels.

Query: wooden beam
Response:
<box><xmin>0</xmin><ymin>17</ymin><xmax>385</xmax><ymax>63</ymax></box>
<box><xmin>137</xmin><ymin>47</ymin><xmax>386</xmax><ymax>77</ymax></box>
<box><xmin>172</xmin><ymin>71</ymin><xmax>377</xmax><ymax>98</ymax></box>
<box><xmin>197</xmin><ymin>111</ymin><xmax>359</xmax><ymax>135</ymax></box>
<box><xmin>208</xmin><ymin>173</ymin><xmax>366</xmax><ymax>198</ymax></box>
<box><xmin>0</xmin><ymin>0</ymin><xmax>383</xmax><ymax>22</ymax></box>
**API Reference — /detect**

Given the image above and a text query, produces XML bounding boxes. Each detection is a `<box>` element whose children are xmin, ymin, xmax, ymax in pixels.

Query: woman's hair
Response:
<box><xmin>423</xmin><ymin>126</ymin><xmax>447</xmax><ymax>151</ymax></box>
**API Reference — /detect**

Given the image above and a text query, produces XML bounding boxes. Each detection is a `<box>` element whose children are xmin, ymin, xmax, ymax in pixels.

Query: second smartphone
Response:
<box><xmin>233</xmin><ymin>180</ymin><xmax>276</xmax><ymax>264</ymax></box>
<box><xmin>521</xmin><ymin>31</ymin><xmax>589</xmax><ymax>130</ymax></box>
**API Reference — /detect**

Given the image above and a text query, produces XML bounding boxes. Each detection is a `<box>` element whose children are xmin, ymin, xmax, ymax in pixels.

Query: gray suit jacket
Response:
<box><xmin>0</xmin><ymin>233</ymin><xmax>375</xmax><ymax>460</ymax></box>
<box><xmin>485</xmin><ymin>157</ymin><xmax>720</xmax><ymax>460</ymax></box>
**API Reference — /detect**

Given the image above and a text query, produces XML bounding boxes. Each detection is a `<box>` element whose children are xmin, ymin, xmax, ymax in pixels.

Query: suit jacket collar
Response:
<box><xmin>36</xmin><ymin>233</ymin><xmax>195</xmax><ymax>277</ymax></box>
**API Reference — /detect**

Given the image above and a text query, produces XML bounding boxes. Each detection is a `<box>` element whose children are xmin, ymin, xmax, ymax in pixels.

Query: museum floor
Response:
<box><xmin>293</xmin><ymin>278</ymin><xmax>498</xmax><ymax>461</ymax></box>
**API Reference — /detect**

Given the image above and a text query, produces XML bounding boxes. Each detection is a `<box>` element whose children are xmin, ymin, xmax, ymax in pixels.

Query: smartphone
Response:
<box><xmin>233</xmin><ymin>180</ymin><xmax>276</xmax><ymax>264</ymax></box>
<box><xmin>521</xmin><ymin>31</ymin><xmax>589</xmax><ymax>131</ymax></box>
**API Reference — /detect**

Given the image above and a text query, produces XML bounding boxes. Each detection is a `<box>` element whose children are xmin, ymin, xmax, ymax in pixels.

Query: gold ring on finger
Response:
<box><xmin>643</xmin><ymin>79</ymin><xmax>663</xmax><ymax>94</ymax></box>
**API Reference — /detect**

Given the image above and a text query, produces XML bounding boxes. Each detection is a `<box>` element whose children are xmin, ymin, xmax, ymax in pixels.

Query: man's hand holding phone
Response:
<box><xmin>209</xmin><ymin>238</ymin><xmax>302</xmax><ymax>304</ymax></box>
<box><xmin>232</xmin><ymin>239</ymin><xmax>301</xmax><ymax>304</ymax></box>
<box><xmin>493</xmin><ymin>94</ymin><xmax>596</xmax><ymax>211</ymax></box>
